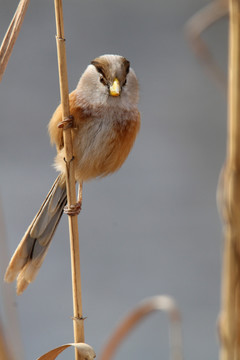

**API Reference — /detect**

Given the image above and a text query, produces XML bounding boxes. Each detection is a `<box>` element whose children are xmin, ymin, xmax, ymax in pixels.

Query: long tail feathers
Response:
<box><xmin>4</xmin><ymin>175</ymin><xmax>67</xmax><ymax>295</ymax></box>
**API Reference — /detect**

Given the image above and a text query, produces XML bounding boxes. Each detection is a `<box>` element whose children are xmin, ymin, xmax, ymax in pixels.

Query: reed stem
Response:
<box><xmin>54</xmin><ymin>1</ymin><xmax>84</xmax><ymax>358</ymax></box>
<box><xmin>219</xmin><ymin>0</ymin><xmax>240</xmax><ymax>358</ymax></box>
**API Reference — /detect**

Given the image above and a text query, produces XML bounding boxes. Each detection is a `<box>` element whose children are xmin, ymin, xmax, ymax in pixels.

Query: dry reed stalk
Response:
<box><xmin>99</xmin><ymin>296</ymin><xmax>183</xmax><ymax>360</ymax></box>
<box><xmin>0</xmin><ymin>320</ymin><xmax>12</xmax><ymax>360</ymax></box>
<box><xmin>0</xmin><ymin>0</ymin><xmax>30</xmax><ymax>82</ymax></box>
<box><xmin>218</xmin><ymin>0</ymin><xmax>240</xmax><ymax>358</ymax></box>
<box><xmin>185</xmin><ymin>0</ymin><xmax>228</xmax><ymax>90</ymax></box>
<box><xmin>0</xmin><ymin>201</ymin><xmax>24</xmax><ymax>360</ymax></box>
<box><xmin>54</xmin><ymin>0</ymin><xmax>84</xmax><ymax>357</ymax></box>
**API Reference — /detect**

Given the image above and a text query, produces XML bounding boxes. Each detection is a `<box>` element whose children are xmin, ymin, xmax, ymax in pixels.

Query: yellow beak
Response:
<box><xmin>109</xmin><ymin>78</ymin><xmax>121</xmax><ymax>97</ymax></box>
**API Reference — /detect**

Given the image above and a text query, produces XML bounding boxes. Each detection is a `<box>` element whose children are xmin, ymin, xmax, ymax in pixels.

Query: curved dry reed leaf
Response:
<box><xmin>185</xmin><ymin>0</ymin><xmax>228</xmax><ymax>91</ymax></box>
<box><xmin>99</xmin><ymin>295</ymin><xmax>183</xmax><ymax>360</ymax></box>
<box><xmin>37</xmin><ymin>343</ymin><xmax>96</xmax><ymax>360</ymax></box>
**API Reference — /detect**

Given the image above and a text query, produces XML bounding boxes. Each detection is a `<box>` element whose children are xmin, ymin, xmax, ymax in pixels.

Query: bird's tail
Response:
<box><xmin>4</xmin><ymin>175</ymin><xmax>67</xmax><ymax>294</ymax></box>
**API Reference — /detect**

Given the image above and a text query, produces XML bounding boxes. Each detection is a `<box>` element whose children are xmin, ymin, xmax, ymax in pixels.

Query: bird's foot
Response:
<box><xmin>64</xmin><ymin>202</ymin><xmax>82</xmax><ymax>216</ymax></box>
<box><xmin>58</xmin><ymin>115</ymin><xmax>74</xmax><ymax>130</ymax></box>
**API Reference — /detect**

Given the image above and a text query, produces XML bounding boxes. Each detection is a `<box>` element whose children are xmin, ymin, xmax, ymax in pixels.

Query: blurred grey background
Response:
<box><xmin>0</xmin><ymin>0</ymin><xmax>228</xmax><ymax>359</ymax></box>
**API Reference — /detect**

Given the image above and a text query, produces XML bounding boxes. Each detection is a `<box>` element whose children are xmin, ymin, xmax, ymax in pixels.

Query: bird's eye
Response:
<box><xmin>122</xmin><ymin>79</ymin><xmax>127</xmax><ymax>86</ymax></box>
<box><xmin>100</xmin><ymin>76</ymin><xmax>106</xmax><ymax>85</ymax></box>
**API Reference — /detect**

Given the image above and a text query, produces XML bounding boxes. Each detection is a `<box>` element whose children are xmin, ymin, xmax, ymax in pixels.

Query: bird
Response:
<box><xmin>4</xmin><ymin>54</ymin><xmax>140</xmax><ymax>295</ymax></box>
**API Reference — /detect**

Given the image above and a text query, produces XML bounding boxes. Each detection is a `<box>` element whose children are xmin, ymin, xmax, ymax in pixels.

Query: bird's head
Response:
<box><xmin>76</xmin><ymin>54</ymin><xmax>139</xmax><ymax>109</ymax></box>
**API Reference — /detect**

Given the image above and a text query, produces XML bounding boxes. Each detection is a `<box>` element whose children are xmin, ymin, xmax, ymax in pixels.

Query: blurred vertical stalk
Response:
<box><xmin>0</xmin><ymin>321</ymin><xmax>12</xmax><ymax>360</ymax></box>
<box><xmin>219</xmin><ymin>0</ymin><xmax>240</xmax><ymax>359</ymax></box>
<box><xmin>0</xmin><ymin>200</ymin><xmax>24</xmax><ymax>360</ymax></box>
<box><xmin>54</xmin><ymin>1</ymin><xmax>84</xmax><ymax>359</ymax></box>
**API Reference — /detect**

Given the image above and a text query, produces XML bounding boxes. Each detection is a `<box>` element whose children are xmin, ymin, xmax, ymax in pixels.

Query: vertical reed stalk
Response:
<box><xmin>219</xmin><ymin>0</ymin><xmax>240</xmax><ymax>358</ymax></box>
<box><xmin>54</xmin><ymin>1</ymin><xmax>84</xmax><ymax>358</ymax></box>
<box><xmin>0</xmin><ymin>321</ymin><xmax>12</xmax><ymax>360</ymax></box>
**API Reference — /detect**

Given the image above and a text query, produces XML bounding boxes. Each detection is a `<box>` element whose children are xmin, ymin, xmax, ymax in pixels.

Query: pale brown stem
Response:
<box><xmin>218</xmin><ymin>0</ymin><xmax>240</xmax><ymax>359</ymax></box>
<box><xmin>0</xmin><ymin>0</ymin><xmax>30</xmax><ymax>82</ymax></box>
<box><xmin>0</xmin><ymin>320</ymin><xmax>12</xmax><ymax>360</ymax></box>
<box><xmin>54</xmin><ymin>1</ymin><xmax>84</xmax><ymax>358</ymax></box>
<box><xmin>99</xmin><ymin>296</ymin><xmax>183</xmax><ymax>360</ymax></box>
<box><xmin>185</xmin><ymin>0</ymin><xmax>228</xmax><ymax>91</ymax></box>
<box><xmin>77</xmin><ymin>182</ymin><xmax>83</xmax><ymax>204</ymax></box>
<box><xmin>0</xmin><ymin>201</ymin><xmax>24</xmax><ymax>360</ymax></box>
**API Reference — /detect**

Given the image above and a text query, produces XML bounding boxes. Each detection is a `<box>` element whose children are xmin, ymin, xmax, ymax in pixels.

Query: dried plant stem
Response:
<box><xmin>54</xmin><ymin>0</ymin><xmax>84</xmax><ymax>357</ymax></box>
<box><xmin>0</xmin><ymin>321</ymin><xmax>12</xmax><ymax>360</ymax></box>
<box><xmin>0</xmin><ymin>0</ymin><xmax>30</xmax><ymax>82</ymax></box>
<box><xmin>218</xmin><ymin>0</ymin><xmax>240</xmax><ymax>359</ymax></box>
<box><xmin>99</xmin><ymin>296</ymin><xmax>183</xmax><ymax>360</ymax></box>
<box><xmin>0</xmin><ymin>201</ymin><xmax>24</xmax><ymax>360</ymax></box>
<box><xmin>185</xmin><ymin>0</ymin><xmax>228</xmax><ymax>91</ymax></box>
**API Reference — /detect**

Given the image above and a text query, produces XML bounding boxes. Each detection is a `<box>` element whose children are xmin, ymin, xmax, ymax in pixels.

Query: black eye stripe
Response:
<box><xmin>91</xmin><ymin>58</ymin><xmax>130</xmax><ymax>87</ymax></box>
<box><xmin>91</xmin><ymin>60</ymin><xmax>106</xmax><ymax>78</ymax></box>
<box><xmin>122</xmin><ymin>58</ymin><xmax>130</xmax><ymax>75</ymax></box>
<box><xmin>96</xmin><ymin>67</ymin><xmax>105</xmax><ymax>77</ymax></box>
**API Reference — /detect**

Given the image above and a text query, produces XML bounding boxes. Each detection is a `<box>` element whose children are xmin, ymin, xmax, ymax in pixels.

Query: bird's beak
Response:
<box><xmin>109</xmin><ymin>78</ymin><xmax>121</xmax><ymax>97</ymax></box>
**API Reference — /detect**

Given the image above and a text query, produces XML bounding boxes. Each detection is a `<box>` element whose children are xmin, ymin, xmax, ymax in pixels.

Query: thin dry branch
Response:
<box><xmin>0</xmin><ymin>200</ymin><xmax>24</xmax><ymax>360</ymax></box>
<box><xmin>0</xmin><ymin>0</ymin><xmax>30</xmax><ymax>82</ymax></box>
<box><xmin>0</xmin><ymin>320</ymin><xmax>12</xmax><ymax>360</ymax></box>
<box><xmin>99</xmin><ymin>296</ymin><xmax>183</xmax><ymax>360</ymax></box>
<box><xmin>185</xmin><ymin>0</ymin><xmax>228</xmax><ymax>91</ymax></box>
<box><xmin>54</xmin><ymin>1</ymin><xmax>84</xmax><ymax>358</ymax></box>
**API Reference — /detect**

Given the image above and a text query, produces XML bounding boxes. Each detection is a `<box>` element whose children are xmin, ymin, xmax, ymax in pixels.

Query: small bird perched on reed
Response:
<box><xmin>4</xmin><ymin>54</ymin><xmax>141</xmax><ymax>294</ymax></box>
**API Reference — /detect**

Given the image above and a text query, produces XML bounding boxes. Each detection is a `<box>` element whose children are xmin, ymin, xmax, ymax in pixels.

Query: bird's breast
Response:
<box><xmin>70</xmin><ymin>108</ymin><xmax>140</xmax><ymax>181</ymax></box>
